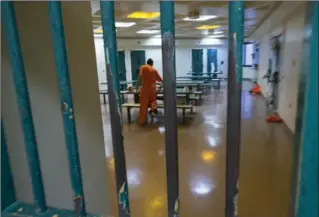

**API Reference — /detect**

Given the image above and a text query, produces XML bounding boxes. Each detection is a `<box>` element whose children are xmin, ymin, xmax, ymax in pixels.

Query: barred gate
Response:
<box><xmin>1</xmin><ymin>1</ymin><xmax>317</xmax><ymax>217</ymax></box>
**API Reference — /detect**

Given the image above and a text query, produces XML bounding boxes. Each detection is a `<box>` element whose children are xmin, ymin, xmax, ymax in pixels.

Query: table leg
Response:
<box><xmin>127</xmin><ymin>107</ymin><xmax>131</xmax><ymax>123</ymax></box>
<box><xmin>103</xmin><ymin>93</ymin><xmax>106</xmax><ymax>104</ymax></box>
<box><xmin>121</xmin><ymin>93</ymin><xmax>125</xmax><ymax>103</ymax></box>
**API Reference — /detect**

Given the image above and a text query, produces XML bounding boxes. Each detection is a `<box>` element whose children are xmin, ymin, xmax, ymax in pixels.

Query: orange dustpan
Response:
<box><xmin>266</xmin><ymin>113</ymin><xmax>282</xmax><ymax>123</ymax></box>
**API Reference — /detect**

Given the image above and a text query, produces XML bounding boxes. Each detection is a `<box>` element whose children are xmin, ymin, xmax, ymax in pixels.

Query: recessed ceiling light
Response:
<box><xmin>137</xmin><ymin>30</ymin><xmax>160</xmax><ymax>34</ymax></box>
<box><xmin>208</xmin><ymin>35</ymin><xmax>224</xmax><ymax>38</ymax></box>
<box><xmin>128</xmin><ymin>11</ymin><xmax>160</xmax><ymax>19</ymax></box>
<box><xmin>213</xmin><ymin>31</ymin><xmax>223</xmax><ymax>35</ymax></box>
<box><xmin>196</xmin><ymin>25</ymin><xmax>221</xmax><ymax>30</ymax></box>
<box><xmin>93</xmin><ymin>28</ymin><xmax>118</xmax><ymax>34</ymax></box>
<box><xmin>153</xmin><ymin>34</ymin><xmax>161</xmax><ymax>38</ymax></box>
<box><xmin>115</xmin><ymin>22</ymin><xmax>136</xmax><ymax>28</ymax></box>
<box><xmin>94</xmin><ymin>28</ymin><xmax>103</xmax><ymax>34</ymax></box>
<box><xmin>183</xmin><ymin>15</ymin><xmax>217</xmax><ymax>21</ymax></box>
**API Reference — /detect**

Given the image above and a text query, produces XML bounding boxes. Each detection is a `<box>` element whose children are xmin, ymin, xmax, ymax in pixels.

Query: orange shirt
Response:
<box><xmin>139</xmin><ymin>65</ymin><xmax>163</xmax><ymax>89</ymax></box>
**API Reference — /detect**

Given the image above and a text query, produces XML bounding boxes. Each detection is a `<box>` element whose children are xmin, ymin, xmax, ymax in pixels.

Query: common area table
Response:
<box><xmin>186</xmin><ymin>72</ymin><xmax>223</xmax><ymax>75</ymax></box>
<box><xmin>100</xmin><ymin>80</ymin><xmax>137</xmax><ymax>90</ymax></box>
<box><xmin>100</xmin><ymin>89</ymin><xmax>203</xmax><ymax>105</ymax></box>
<box><xmin>175</xmin><ymin>80</ymin><xmax>205</xmax><ymax>90</ymax></box>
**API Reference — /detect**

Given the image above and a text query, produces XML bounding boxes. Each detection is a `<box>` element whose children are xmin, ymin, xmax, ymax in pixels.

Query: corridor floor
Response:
<box><xmin>100</xmin><ymin>83</ymin><xmax>293</xmax><ymax>217</ymax></box>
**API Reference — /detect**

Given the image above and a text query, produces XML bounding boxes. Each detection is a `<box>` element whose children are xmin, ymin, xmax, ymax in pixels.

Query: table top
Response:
<box><xmin>176</xmin><ymin>80</ymin><xmax>204</xmax><ymax>85</ymax></box>
<box><xmin>177</xmin><ymin>76</ymin><xmax>212</xmax><ymax>79</ymax></box>
<box><xmin>101</xmin><ymin>80</ymin><xmax>137</xmax><ymax>85</ymax></box>
<box><xmin>121</xmin><ymin>90</ymin><xmax>202</xmax><ymax>94</ymax></box>
<box><xmin>186</xmin><ymin>72</ymin><xmax>223</xmax><ymax>75</ymax></box>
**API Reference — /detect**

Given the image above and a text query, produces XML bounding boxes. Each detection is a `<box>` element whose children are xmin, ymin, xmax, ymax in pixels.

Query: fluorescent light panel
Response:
<box><xmin>115</xmin><ymin>22</ymin><xmax>136</xmax><ymax>27</ymax></box>
<box><xmin>207</xmin><ymin>35</ymin><xmax>224</xmax><ymax>38</ymax></box>
<box><xmin>213</xmin><ymin>31</ymin><xmax>223</xmax><ymax>35</ymax></box>
<box><xmin>137</xmin><ymin>30</ymin><xmax>160</xmax><ymax>34</ymax></box>
<box><xmin>128</xmin><ymin>11</ymin><xmax>160</xmax><ymax>19</ymax></box>
<box><xmin>93</xmin><ymin>28</ymin><xmax>118</xmax><ymax>34</ymax></box>
<box><xmin>183</xmin><ymin>15</ymin><xmax>217</xmax><ymax>21</ymax></box>
<box><xmin>196</xmin><ymin>25</ymin><xmax>221</xmax><ymax>30</ymax></box>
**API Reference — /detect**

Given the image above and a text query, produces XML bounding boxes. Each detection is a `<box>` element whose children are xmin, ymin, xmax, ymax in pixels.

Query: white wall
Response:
<box><xmin>253</xmin><ymin>2</ymin><xmax>306</xmax><ymax>132</ymax></box>
<box><xmin>1</xmin><ymin>2</ymin><xmax>110</xmax><ymax>215</ymax></box>
<box><xmin>277</xmin><ymin>5</ymin><xmax>306</xmax><ymax>132</ymax></box>
<box><xmin>94</xmin><ymin>37</ymin><xmax>231</xmax><ymax>87</ymax></box>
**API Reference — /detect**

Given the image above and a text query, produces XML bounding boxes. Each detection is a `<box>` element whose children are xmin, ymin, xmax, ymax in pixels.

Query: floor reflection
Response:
<box><xmin>100</xmin><ymin>82</ymin><xmax>293</xmax><ymax>217</ymax></box>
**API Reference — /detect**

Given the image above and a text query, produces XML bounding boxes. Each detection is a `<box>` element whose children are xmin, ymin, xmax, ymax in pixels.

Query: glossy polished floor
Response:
<box><xmin>101</xmin><ymin>82</ymin><xmax>293</xmax><ymax>217</ymax></box>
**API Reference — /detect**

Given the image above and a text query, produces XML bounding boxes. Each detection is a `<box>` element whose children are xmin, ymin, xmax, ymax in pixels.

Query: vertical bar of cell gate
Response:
<box><xmin>225</xmin><ymin>1</ymin><xmax>244</xmax><ymax>217</ymax></box>
<box><xmin>100</xmin><ymin>1</ymin><xmax>130</xmax><ymax>216</ymax></box>
<box><xmin>1</xmin><ymin>2</ymin><xmax>47</xmax><ymax>212</ymax></box>
<box><xmin>160</xmin><ymin>2</ymin><xmax>179</xmax><ymax>217</ymax></box>
<box><xmin>100</xmin><ymin>1</ymin><xmax>122</xmax><ymax>107</ymax></box>
<box><xmin>295</xmin><ymin>2</ymin><xmax>318</xmax><ymax>217</ymax></box>
<box><xmin>47</xmin><ymin>2</ymin><xmax>86</xmax><ymax>216</ymax></box>
<box><xmin>1</xmin><ymin>122</ymin><xmax>17</xmax><ymax>209</ymax></box>
<box><xmin>289</xmin><ymin>2</ymin><xmax>316</xmax><ymax>216</ymax></box>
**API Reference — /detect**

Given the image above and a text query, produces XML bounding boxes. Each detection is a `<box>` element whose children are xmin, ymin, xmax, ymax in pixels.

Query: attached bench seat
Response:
<box><xmin>122</xmin><ymin>103</ymin><xmax>193</xmax><ymax>123</ymax></box>
<box><xmin>205</xmin><ymin>78</ymin><xmax>223</xmax><ymax>89</ymax></box>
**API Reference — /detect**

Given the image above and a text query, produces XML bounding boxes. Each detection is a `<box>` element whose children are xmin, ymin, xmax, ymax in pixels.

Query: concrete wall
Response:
<box><xmin>1</xmin><ymin>2</ymin><xmax>110</xmax><ymax>215</ymax></box>
<box><xmin>253</xmin><ymin>2</ymin><xmax>306</xmax><ymax>132</ymax></box>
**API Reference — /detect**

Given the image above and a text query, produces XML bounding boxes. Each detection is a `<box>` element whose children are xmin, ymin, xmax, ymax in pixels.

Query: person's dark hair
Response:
<box><xmin>147</xmin><ymin>58</ymin><xmax>154</xmax><ymax>66</ymax></box>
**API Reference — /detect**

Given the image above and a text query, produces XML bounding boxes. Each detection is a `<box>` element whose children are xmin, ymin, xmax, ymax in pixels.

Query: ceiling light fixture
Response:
<box><xmin>94</xmin><ymin>28</ymin><xmax>103</xmax><ymax>34</ymax></box>
<box><xmin>196</xmin><ymin>25</ymin><xmax>221</xmax><ymax>30</ymax></box>
<box><xmin>208</xmin><ymin>35</ymin><xmax>224</xmax><ymax>38</ymax></box>
<box><xmin>127</xmin><ymin>11</ymin><xmax>160</xmax><ymax>19</ymax></box>
<box><xmin>183</xmin><ymin>15</ymin><xmax>217</xmax><ymax>21</ymax></box>
<box><xmin>137</xmin><ymin>30</ymin><xmax>160</xmax><ymax>34</ymax></box>
<box><xmin>115</xmin><ymin>22</ymin><xmax>136</xmax><ymax>28</ymax></box>
<box><xmin>213</xmin><ymin>31</ymin><xmax>223</xmax><ymax>35</ymax></box>
<box><xmin>93</xmin><ymin>28</ymin><xmax>118</xmax><ymax>34</ymax></box>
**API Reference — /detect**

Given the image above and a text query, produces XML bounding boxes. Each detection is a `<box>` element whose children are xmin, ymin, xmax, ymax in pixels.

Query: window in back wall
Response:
<box><xmin>243</xmin><ymin>43</ymin><xmax>253</xmax><ymax>67</ymax></box>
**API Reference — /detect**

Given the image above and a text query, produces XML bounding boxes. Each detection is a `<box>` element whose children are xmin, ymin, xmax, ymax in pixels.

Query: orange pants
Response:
<box><xmin>139</xmin><ymin>88</ymin><xmax>157</xmax><ymax>125</ymax></box>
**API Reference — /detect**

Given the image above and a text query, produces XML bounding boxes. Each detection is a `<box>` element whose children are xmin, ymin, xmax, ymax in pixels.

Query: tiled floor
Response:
<box><xmin>100</xmin><ymin>82</ymin><xmax>293</xmax><ymax>217</ymax></box>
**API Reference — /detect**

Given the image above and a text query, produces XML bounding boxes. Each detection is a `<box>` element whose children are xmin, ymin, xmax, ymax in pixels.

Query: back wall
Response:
<box><xmin>94</xmin><ymin>37</ymin><xmax>229</xmax><ymax>90</ymax></box>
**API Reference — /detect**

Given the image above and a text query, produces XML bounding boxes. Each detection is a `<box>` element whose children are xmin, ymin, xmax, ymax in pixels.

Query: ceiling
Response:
<box><xmin>92</xmin><ymin>1</ymin><xmax>281</xmax><ymax>39</ymax></box>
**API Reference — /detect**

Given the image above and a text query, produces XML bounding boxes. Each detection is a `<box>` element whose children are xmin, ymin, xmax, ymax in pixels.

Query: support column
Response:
<box><xmin>100</xmin><ymin>1</ymin><xmax>130</xmax><ymax>217</ymax></box>
<box><xmin>225</xmin><ymin>2</ymin><xmax>244</xmax><ymax>217</ymax></box>
<box><xmin>160</xmin><ymin>2</ymin><xmax>179</xmax><ymax>217</ymax></box>
<box><xmin>1</xmin><ymin>2</ymin><xmax>47</xmax><ymax>212</ymax></box>
<box><xmin>47</xmin><ymin>2</ymin><xmax>86</xmax><ymax>216</ymax></box>
<box><xmin>295</xmin><ymin>2</ymin><xmax>318</xmax><ymax>217</ymax></box>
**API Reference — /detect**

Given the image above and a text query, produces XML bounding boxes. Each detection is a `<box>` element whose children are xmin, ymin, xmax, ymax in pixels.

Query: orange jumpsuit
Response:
<box><xmin>138</xmin><ymin>65</ymin><xmax>163</xmax><ymax>125</ymax></box>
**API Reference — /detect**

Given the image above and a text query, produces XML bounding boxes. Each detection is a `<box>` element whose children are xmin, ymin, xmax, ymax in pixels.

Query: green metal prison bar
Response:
<box><xmin>47</xmin><ymin>2</ymin><xmax>86</xmax><ymax>216</ymax></box>
<box><xmin>1</xmin><ymin>1</ymin><xmax>47</xmax><ymax>212</ymax></box>
<box><xmin>295</xmin><ymin>2</ymin><xmax>318</xmax><ymax>217</ymax></box>
<box><xmin>225</xmin><ymin>2</ymin><xmax>244</xmax><ymax>217</ymax></box>
<box><xmin>1</xmin><ymin>123</ymin><xmax>16</xmax><ymax>210</ymax></box>
<box><xmin>160</xmin><ymin>1</ymin><xmax>179</xmax><ymax>217</ymax></box>
<box><xmin>100</xmin><ymin>1</ymin><xmax>130</xmax><ymax>216</ymax></box>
